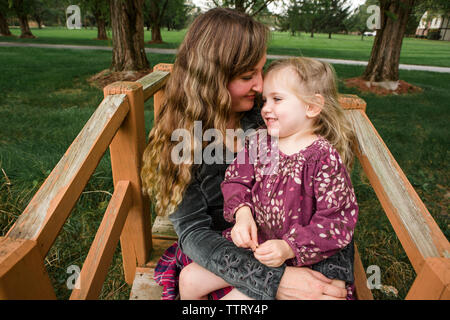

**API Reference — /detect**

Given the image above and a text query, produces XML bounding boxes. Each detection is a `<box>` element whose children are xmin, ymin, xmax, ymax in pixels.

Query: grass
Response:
<box><xmin>0</xmin><ymin>46</ymin><xmax>448</xmax><ymax>300</ymax></box>
<box><xmin>2</xmin><ymin>26</ymin><xmax>450</xmax><ymax>67</ymax></box>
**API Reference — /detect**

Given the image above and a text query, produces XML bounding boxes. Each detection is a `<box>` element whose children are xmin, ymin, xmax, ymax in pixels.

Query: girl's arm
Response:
<box><xmin>221</xmin><ymin>137</ymin><xmax>255</xmax><ymax>223</ymax></box>
<box><xmin>282</xmin><ymin>149</ymin><xmax>358</xmax><ymax>273</ymax></box>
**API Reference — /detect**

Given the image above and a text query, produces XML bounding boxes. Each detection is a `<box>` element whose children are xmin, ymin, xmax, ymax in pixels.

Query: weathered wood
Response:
<box><xmin>406</xmin><ymin>257</ymin><xmax>450</xmax><ymax>300</ymax></box>
<box><xmin>345</xmin><ymin>109</ymin><xmax>450</xmax><ymax>272</ymax></box>
<box><xmin>130</xmin><ymin>238</ymin><xmax>176</xmax><ymax>300</ymax></box>
<box><xmin>152</xmin><ymin>216</ymin><xmax>177</xmax><ymax>240</ymax></box>
<box><xmin>104</xmin><ymin>82</ymin><xmax>152</xmax><ymax>285</ymax></box>
<box><xmin>353</xmin><ymin>244</ymin><xmax>374</xmax><ymax>300</ymax></box>
<box><xmin>136</xmin><ymin>69</ymin><xmax>170</xmax><ymax>101</ymax></box>
<box><xmin>129</xmin><ymin>267</ymin><xmax>163</xmax><ymax>300</ymax></box>
<box><xmin>150</xmin><ymin>64</ymin><xmax>173</xmax><ymax>119</ymax></box>
<box><xmin>6</xmin><ymin>94</ymin><xmax>129</xmax><ymax>258</ymax></box>
<box><xmin>338</xmin><ymin>94</ymin><xmax>367</xmax><ymax>112</ymax></box>
<box><xmin>70</xmin><ymin>180</ymin><xmax>132</xmax><ymax>300</ymax></box>
<box><xmin>0</xmin><ymin>237</ymin><xmax>56</xmax><ymax>299</ymax></box>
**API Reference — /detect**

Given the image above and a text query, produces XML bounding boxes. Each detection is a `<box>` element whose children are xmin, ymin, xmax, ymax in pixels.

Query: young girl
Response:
<box><xmin>179</xmin><ymin>57</ymin><xmax>358</xmax><ymax>300</ymax></box>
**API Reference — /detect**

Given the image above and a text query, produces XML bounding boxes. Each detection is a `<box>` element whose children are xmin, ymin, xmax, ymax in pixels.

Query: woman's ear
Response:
<box><xmin>305</xmin><ymin>94</ymin><xmax>324</xmax><ymax>118</ymax></box>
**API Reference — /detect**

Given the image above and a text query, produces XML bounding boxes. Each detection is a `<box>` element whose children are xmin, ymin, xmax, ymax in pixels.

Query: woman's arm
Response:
<box><xmin>170</xmin><ymin>178</ymin><xmax>285</xmax><ymax>299</ymax></box>
<box><xmin>169</xmin><ymin>176</ymin><xmax>347</xmax><ymax>300</ymax></box>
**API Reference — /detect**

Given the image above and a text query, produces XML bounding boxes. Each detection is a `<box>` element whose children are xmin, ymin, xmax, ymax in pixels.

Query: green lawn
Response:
<box><xmin>0</xmin><ymin>47</ymin><xmax>448</xmax><ymax>300</ymax></box>
<box><xmin>2</xmin><ymin>26</ymin><xmax>450</xmax><ymax>67</ymax></box>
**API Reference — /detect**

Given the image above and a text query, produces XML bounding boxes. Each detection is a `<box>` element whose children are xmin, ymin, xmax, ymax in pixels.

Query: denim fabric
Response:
<box><xmin>169</xmin><ymin>105</ymin><xmax>354</xmax><ymax>299</ymax></box>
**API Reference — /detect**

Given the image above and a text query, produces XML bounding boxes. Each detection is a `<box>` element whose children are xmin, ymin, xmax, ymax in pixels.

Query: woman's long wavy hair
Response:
<box><xmin>141</xmin><ymin>8</ymin><xmax>269</xmax><ymax>216</ymax></box>
<box><xmin>266</xmin><ymin>58</ymin><xmax>355</xmax><ymax>170</ymax></box>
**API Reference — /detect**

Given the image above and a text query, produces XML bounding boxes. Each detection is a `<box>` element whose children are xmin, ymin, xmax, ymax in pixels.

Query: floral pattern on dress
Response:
<box><xmin>221</xmin><ymin>130</ymin><xmax>359</xmax><ymax>270</ymax></box>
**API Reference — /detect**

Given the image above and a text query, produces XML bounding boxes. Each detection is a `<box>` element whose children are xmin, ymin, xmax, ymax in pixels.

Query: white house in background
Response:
<box><xmin>416</xmin><ymin>11</ymin><xmax>450</xmax><ymax>41</ymax></box>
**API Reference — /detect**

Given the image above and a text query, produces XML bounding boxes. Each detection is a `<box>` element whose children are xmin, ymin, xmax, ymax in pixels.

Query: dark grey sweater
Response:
<box><xmin>169</xmin><ymin>105</ymin><xmax>354</xmax><ymax>299</ymax></box>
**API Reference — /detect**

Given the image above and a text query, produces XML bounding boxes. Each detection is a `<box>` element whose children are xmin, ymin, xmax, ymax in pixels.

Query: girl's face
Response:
<box><xmin>261</xmin><ymin>68</ymin><xmax>312</xmax><ymax>139</ymax></box>
<box><xmin>227</xmin><ymin>54</ymin><xmax>267</xmax><ymax>114</ymax></box>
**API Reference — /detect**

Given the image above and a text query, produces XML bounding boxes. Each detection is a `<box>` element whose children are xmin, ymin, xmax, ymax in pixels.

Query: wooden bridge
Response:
<box><xmin>0</xmin><ymin>64</ymin><xmax>448</xmax><ymax>300</ymax></box>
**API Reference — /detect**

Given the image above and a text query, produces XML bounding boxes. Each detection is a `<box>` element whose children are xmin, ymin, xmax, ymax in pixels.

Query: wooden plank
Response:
<box><xmin>152</xmin><ymin>64</ymin><xmax>173</xmax><ymax>120</ymax></box>
<box><xmin>339</xmin><ymin>94</ymin><xmax>367</xmax><ymax>112</ymax></box>
<box><xmin>353</xmin><ymin>244</ymin><xmax>374</xmax><ymax>300</ymax></box>
<box><xmin>0</xmin><ymin>237</ymin><xmax>56</xmax><ymax>299</ymax></box>
<box><xmin>129</xmin><ymin>267</ymin><xmax>163</xmax><ymax>300</ymax></box>
<box><xmin>345</xmin><ymin>109</ymin><xmax>450</xmax><ymax>272</ymax></box>
<box><xmin>130</xmin><ymin>238</ymin><xmax>176</xmax><ymax>300</ymax></box>
<box><xmin>104</xmin><ymin>82</ymin><xmax>153</xmax><ymax>285</ymax></box>
<box><xmin>406</xmin><ymin>257</ymin><xmax>450</xmax><ymax>300</ymax></box>
<box><xmin>136</xmin><ymin>70</ymin><xmax>170</xmax><ymax>101</ymax></box>
<box><xmin>152</xmin><ymin>216</ymin><xmax>177</xmax><ymax>240</ymax></box>
<box><xmin>6</xmin><ymin>94</ymin><xmax>129</xmax><ymax>258</ymax></box>
<box><xmin>70</xmin><ymin>180</ymin><xmax>132</xmax><ymax>300</ymax></box>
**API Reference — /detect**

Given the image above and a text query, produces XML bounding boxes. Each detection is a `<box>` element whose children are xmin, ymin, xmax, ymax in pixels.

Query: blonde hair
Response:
<box><xmin>141</xmin><ymin>8</ymin><xmax>269</xmax><ymax>216</ymax></box>
<box><xmin>266</xmin><ymin>57</ymin><xmax>355</xmax><ymax>170</ymax></box>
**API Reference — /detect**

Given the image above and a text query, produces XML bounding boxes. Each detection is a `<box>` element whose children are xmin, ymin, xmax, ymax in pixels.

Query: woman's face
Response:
<box><xmin>227</xmin><ymin>54</ymin><xmax>267</xmax><ymax>113</ymax></box>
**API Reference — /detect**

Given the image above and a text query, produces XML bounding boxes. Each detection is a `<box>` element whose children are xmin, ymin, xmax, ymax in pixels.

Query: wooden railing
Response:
<box><xmin>1</xmin><ymin>63</ymin><xmax>449</xmax><ymax>300</ymax></box>
<box><xmin>0</xmin><ymin>65</ymin><xmax>170</xmax><ymax>299</ymax></box>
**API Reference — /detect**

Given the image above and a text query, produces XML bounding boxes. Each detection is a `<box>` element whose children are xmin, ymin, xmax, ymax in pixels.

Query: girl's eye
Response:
<box><xmin>274</xmin><ymin>97</ymin><xmax>282</xmax><ymax>102</ymax></box>
<box><xmin>262</xmin><ymin>98</ymin><xmax>267</xmax><ymax>105</ymax></box>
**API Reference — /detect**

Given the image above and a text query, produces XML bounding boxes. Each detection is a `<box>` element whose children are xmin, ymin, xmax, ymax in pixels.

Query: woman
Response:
<box><xmin>141</xmin><ymin>8</ymin><xmax>352</xmax><ymax>300</ymax></box>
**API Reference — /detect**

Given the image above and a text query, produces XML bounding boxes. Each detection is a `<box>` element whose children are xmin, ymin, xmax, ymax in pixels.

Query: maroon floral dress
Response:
<box><xmin>221</xmin><ymin>132</ymin><xmax>358</xmax><ymax>298</ymax></box>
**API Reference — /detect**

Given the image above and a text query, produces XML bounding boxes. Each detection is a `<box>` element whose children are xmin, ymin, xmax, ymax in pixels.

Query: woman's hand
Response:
<box><xmin>254</xmin><ymin>240</ymin><xmax>295</xmax><ymax>267</ymax></box>
<box><xmin>231</xmin><ymin>206</ymin><xmax>258</xmax><ymax>251</ymax></box>
<box><xmin>276</xmin><ymin>267</ymin><xmax>347</xmax><ymax>300</ymax></box>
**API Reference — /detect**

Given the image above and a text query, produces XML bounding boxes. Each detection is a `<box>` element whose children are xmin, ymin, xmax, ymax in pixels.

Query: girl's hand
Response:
<box><xmin>231</xmin><ymin>206</ymin><xmax>258</xmax><ymax>251</ymax></box>
<box><xmin>254</xmin><ymin>240</ymin><xmax>295</xmax><ymax>267</ymax></box>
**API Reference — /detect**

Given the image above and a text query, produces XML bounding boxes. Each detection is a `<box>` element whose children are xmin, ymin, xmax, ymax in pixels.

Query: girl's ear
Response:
<box><xmin>305</xmin><ymin>94</ymin><xmax>324</xmax><ymax>118</ymax></box>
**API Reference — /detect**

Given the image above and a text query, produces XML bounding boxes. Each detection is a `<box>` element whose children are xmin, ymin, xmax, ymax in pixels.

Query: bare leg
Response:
<box><xmin>220</xmin><ymin>288</ymin><xmax>254</xmax><ymax>300</ymax></box>
<box><xmin>179</xmin><ymin>262</ymin><xmax>230</xmax><ymax>300</ymax></box>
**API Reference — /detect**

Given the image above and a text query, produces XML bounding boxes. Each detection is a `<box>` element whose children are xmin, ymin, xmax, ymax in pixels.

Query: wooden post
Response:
<box><xmin>0</xmin><ymin>237</ymin><xmax>56</xmax><ymax>299</ymax></box>
<box><xmin>406</xmin><ymin>257</ymin><xmax>450</xmax><ymax>300</ymax></box>
<box><xmin>103</xmin><ymin>82</ymin><xmax>152</xmax><ymax>284</ymax></box>
<box><xmin>152</xmin><ymin>64</ymin><xmax>173</xmax><ymax>121</ymax></box>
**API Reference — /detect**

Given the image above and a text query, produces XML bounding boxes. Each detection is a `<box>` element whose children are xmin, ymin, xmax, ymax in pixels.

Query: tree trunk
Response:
<box><xmin>151</xmin><ymin>25</ymin><xmax>163</xmax><ymax>43</ymax></box>
<box><xmin>148</xmin><ymin>0</ymin><xmax>166</xmax><ymax>43</ymax></box>
<box><xmin>0</xmin><ymin>11</ymin><xmax>12</xmax><ymax>36</ymax></box>
<box><xmin>93</xmin><ymin>9</ymin><xmax>107</xmax><ymax>40</ymax></box>
<box><xmin>362</xmin><ymin>0</ymin><xmax>415</xmax><ymax>84</ymax></box>
<box><xmin>110</xmin><ymin>0</ymin><xmax>150</xmax><ymax>72</ymax></box>
<box><xmin>328</xmin><ymin>32</ymin><xmax>332</xmax><ymax>39</ymax></box>
<box><xmin>13</xmin><ymin>0</ymin><xmax>35</xmax><ymax>38</ymax></box>
<box><xmin>17</xmin><ymin>14</ymin><xmax>34</xmax><ymax>38</ymax></box>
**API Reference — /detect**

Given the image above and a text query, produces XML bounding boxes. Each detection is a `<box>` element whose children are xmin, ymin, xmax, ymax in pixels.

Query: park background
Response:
<box><xmin>0</xmin><ymin>0</ymin><xmax>449</xmax><ymax>300</ymax></box>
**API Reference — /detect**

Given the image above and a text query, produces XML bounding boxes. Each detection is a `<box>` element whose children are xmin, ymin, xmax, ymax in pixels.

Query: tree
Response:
<box><xmin>161</xmin><ymin>0</ymin><xmax>190</xmax><ymax>31</ymax></box>
<box><xmin>109</xmin><ymin>0</ymin><xmax>150</xmax><ymax>71</ymax></box>
<box><xmin>321</xmin><ymin>0</ymin><xmax>352</xmax><ymax>38</ymax></box>
<box><xmin>82</xmin><ymin>0</ymin><xmax>109</xmax><ymax>40</ymax></box>
<box><xmin>145</xmin><ymin>0</ymin><xmax>168</xmax><ymax>43</ymax></box>
<box><xmin>345</xmin><ymin>0</ymin><xmax>378</xmax><ymax>40</ymax></box>
<box><xmin>10</xmin><ymin>0</ymin><xmax>35</xmax><ymax>38</ymax></box>
<box><xmin>0</xmin><ymin>0</ymin><xmax>12</xmax><ymax>36</ymax></box>
<box><xmin>212</xmin><ymin>0</ymin><xmax>276</xmax><ymax>16</ymax></box>
<box><xmin>362</xmin><ymin>0</ymin><xmax>417</xmax><ymax>86</ymax></box>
